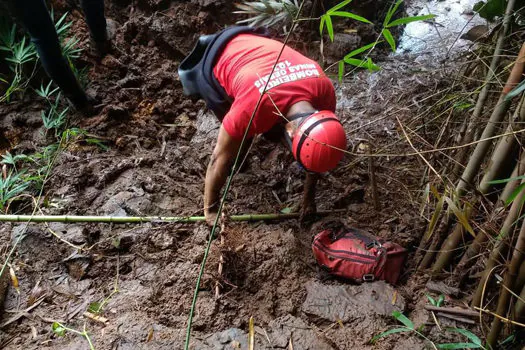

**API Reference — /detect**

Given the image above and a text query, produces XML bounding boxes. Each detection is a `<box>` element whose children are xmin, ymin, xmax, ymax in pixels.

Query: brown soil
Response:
<box><xmin>0</xmin><ymin>0</ymin><xmax>472</xmax><ymax>349</ymax></box>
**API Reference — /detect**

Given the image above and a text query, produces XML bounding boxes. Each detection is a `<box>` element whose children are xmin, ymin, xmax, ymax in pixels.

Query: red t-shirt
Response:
<box><xmin>213</xmin><ymin>34</ymin><xmax>336</xmax><ymax>140</ymax></box>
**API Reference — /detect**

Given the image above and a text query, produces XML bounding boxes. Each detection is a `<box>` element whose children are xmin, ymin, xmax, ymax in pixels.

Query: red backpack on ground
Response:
<box><xmin>312</xmin><ymin>225</ymin><xmax>407</xmax><ymax>284</ymax></box>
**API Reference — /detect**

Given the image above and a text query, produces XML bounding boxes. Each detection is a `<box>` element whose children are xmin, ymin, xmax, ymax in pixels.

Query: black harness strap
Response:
<box><xmin>295</xmin><ymin>117</ymin><xmax>340</xmax><ymax>169</ymax></box>
<box><xmin>287</xmin><ymin>111</ymin><xmax>315</xmax><ymax>122</ymax></box>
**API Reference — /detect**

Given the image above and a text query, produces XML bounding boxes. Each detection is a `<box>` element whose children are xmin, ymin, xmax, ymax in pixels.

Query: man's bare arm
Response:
<box><xmin>301</xmin><ymin>172</ymin><xmax>319</xmax><ymax>219</ymax></box>
<box><xmin>204</xmin><ymin>125</ymin><xmax>242</xmax><ymax>225</ymax></box>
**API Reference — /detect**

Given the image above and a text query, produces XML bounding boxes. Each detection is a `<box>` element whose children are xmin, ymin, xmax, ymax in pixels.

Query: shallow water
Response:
<box><xmin>398</xmin><ymin>0</ymin><xmax>486</xmax><ymax>55</ymax></box>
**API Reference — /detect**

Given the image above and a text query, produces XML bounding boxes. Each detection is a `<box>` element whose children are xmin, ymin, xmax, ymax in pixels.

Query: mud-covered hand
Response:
<box><xmin>204</xmin><ymin>206</ymin><xmax>218</xmax><ymax>227</ymax></box>
<box><xmin>300</xmin><ymin>172</ymin><xmax>319</xmax><ymax>222</ymax></box>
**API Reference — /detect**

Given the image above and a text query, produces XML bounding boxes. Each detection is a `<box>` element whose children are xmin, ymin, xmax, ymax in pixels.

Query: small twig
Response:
<box><xmin>424</xmin><ymin>305</ymin><xmax>479</xmax><ymax>318</ymax></box>
<box><xmin>474</xmin><ymin>306</ymin><xmax>525</xmax><ymax>328</ymax></box>
<box><xmin>1</xmin><ymin>296</ymin><xmax>45</xmax><ymax>328</ymax></box>
<box><xmin>431</xmin><ymin>311</ymin><xmax>442</xmax><ymax>331</ymax></box>
<box><xmin>436</xmin><ymin>312</ymin><xmax>476</xmax><ymax>325</ymax></box>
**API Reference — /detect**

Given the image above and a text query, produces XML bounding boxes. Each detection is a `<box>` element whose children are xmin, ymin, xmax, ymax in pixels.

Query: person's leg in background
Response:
<box><xmin>6</xmin><ymin>0</ymin><xmax>93</xmax><ymax>113</ymax></box>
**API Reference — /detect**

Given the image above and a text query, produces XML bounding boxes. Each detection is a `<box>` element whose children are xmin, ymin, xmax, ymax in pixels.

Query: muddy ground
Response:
<box><xmin>0</xmin><ymin>0</ymin><xmax>485</xmax><ymax>349</ymax></box>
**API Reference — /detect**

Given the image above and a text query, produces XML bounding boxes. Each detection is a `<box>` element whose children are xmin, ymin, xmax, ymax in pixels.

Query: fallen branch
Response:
<box><xmin>435</xmin><ymin>312</ymin><xmax>476</xmax><ymax>325</ymax></box>
<box><xmin>0</xmin><ymin>210</ymin><xmax>344</xmax><ymax>224</ymax></box>
<box><xmin>424</xmin><ymin>305</ymin><xmax>479</xmax><ymax>318</ymax></box>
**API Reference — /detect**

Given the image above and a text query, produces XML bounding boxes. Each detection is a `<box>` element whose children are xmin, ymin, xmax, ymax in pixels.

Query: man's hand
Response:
<box><xmin>204</xmin><ymin>206</ymin><xmax>218</xmax><ymax>227</ymax></box>
<box><xmin>300</xmin><ymin>172</ymin><xmax>319</xmax><ymax>222</ymax></box>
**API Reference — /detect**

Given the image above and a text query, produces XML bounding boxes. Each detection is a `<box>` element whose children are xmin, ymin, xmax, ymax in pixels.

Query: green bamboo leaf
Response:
<box><xmin>505</xmin><ymin>80</ymin><xmax>525</xmax><ymax>101</ymax></box>
<box><xmin>387</xmin><ymin>14</ymin><xmax>436</xmax><ymax>27</ymax></box>
<box><xmin>425</xmin><ymin>293</ymin><xmax>437</xmax><ymax>306</ymax></box>
<box><xmin>444</xmin><ymin>197</ymin><xmax>475</xmax><ymax>237</ymax></box>
<box><xmin>445</xmin><ymin>328</ymin><xmax>482</xmax><ymax>346</ymax></box>
<box><xmin>382</xmin><ymin>28</ymin><xmax>396</xmax><ymax>52</ymax></box>
<box><xmin>338</xmin><ymin>60</ymin><xmax>344</xmax><ymax>83</ymax></box>
<box><xmin>328</xmin><ymin>0</ymin><xmax>353</xmax><ymax>13</ymax></box>
<box><xmin>330</xmin><ymin>11</ymin><xmax>372</xmax><ymax>23</ymax></box>
<box><xmin>392</xmin><ymin>310</ymin><xmax>414</xmax><ymax>329</ymax></box>
<box><xmin>343</xmin><ymin>57</ymin><xmax>367</xmax><ymax>68</ymax></box>
<box><xmin>436</xmin><ymin>294</ymin><xmax>445</xmax><ymax>307</ymax></box>
<box><xmin>370</xmin><ymin>327</ymin><xmax>409</xmax><ymax>343</ymax></box>
<box><xmin>366</xmin><ymin>57</ymin><xmax>380</xmax><ymax>72</ymax></box>
<box><xmin>384</xmin><ymin>0</ymin><xmax>404</xmax><ymax>26</ymax></box>
<box><xmin>437</xmin><ymin>343</ymin><xmax>482</xmax><ymax>349</ymax></box>
<box><xmin>488</xmin><ymin>175</ymin><xmax>525</xmax><ymax>184</ymax></box>
<box><xmin>280</xmin><ymin>207</ymin><xmax>292</xmax><ymax>214</ymax></box>
<box><xmin>504</xmin><ymin>182</ymin><xmax>525</xmax><ymax>206</ymax></box>
<box><xmin>319</xmin><ymin>16</ymin><xmax>325</xmax><ymax>36</ymax></box>
<box><xmin>344</xmin><ymin>41</ymin><xmax>377</xmax><ymax>60</ymax></box>
<box><xmin>325</xmin><ymin>15</ymin><xmax>334</xmax><ymax>42</ymax></box>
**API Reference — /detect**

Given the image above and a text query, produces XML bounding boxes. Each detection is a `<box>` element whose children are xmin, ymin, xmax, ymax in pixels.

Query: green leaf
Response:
<box><xmin>436</xmin><ymin>294</ymin><xmax>445</xmax><ymax>307</ymax></box>
<box><xmin>330</xmin><ymin>11</ymin><xmax>372</xmax><ymax>23</ymax></box>
<box><xmin>52</xmin><ymin>322</ymin><xmax>67</xmax><ymax>337</ymax></box>
<box><xmin>425</xmin><ymin>293</ymin><xmax>437</xmax><ymax>306</ymax></box>
<box><xmin>387</xmin><ymin>14</ymin><xmax>436</xmax><ymax>27</ymax></box>
<box><xmin>343</xmin><ymin>57</ymin><xmax>367</xmax><ymax>68</ymax></box>
<box><xmin>366</xmin><ymin>57</ymin><xmax>380</xmax><ymax>72</ymax></box>
<box><xmin>437</xmin><ymin>343</ymin><xmax>482</xmax><ymax>349</ymax></box>
<box><xmin>504</xmin><ymin>182</ymin><xmax>525</xmax><ymax>206</ymax></box>
<box><xmin>344</xmin><ymin>41</ymin><xmax>377</xmax><ymax>60</ymax></box>
<box><xmin>88</xmin><ymin>302</ymin><xmax>102</xmax><ymax>314</ymax></box>
<box><xmin>473</xmin><ymin>0</ymin><xmax>506</xmax><ymax>21</ymax></box>
<box><xmin>382</xmin><ymin>29</ymin><xmax>396</xmax><ymax>52</ymax></box>
<box><xmin>384</xmin><ymin>0</ymin><xmax>404</xmax><ymax>26</ymax></box>
<box><xmin>280</xmin><ymin>207</ymin><xmax>292</xmax><ymax>214</ymax></box>
<box><xmin>370</xmin><ymin>327</ymin><xmax>409</xmax><ymax>343</ymax></box>
<box><xmin>505</xmin><ymin>80</ymin><xmax>525</xmax><ymax>101</ymax></box>
<box><xmin>319</xmin><ymin>16</ymin><xmax>325</xmax><ymax>37</ymax></box>
<box><xmin>392</xmin><ymin>310</ymin><xmax>414</xmax><ymax>329</ymax></box>
<box><xmin>488</xmin><ymin>175</ymin><xmax>525</xmax><ymax>184</ymax></box>
<box><xmin>325</xmin><ymin>15</ymin><xmax>334</xmax><ymax>42</ymax></box>
<box><xmin>338</xmin><ymin>60</ymin><xmax>344</xmax><ymax>83</ymax></box>
<box><xmin>444</xmin><ymin>197</ymin><xmax>475</xmax><ymax>238</ymax></box>
<box><xmin>445</xmin><ymin>328</ymin><xmax>482</xmax><ymax>346</ymax></box>
<box><xmin>327</xmin><ymin>0</ymin><xmax>353</xmax><ymax>13</ymax></box>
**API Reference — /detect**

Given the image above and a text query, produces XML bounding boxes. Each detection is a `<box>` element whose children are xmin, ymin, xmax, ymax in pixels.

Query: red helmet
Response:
<box><xmin>292</xmin><ymin>110</ymin><xmax>347</xmax><ymax>173</ymax></box>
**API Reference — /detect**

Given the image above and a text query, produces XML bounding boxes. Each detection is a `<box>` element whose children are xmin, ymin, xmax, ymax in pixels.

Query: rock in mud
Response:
<box><xmin>302</xmin><ymin>280</ymin><xmax>405</xmax><ymax>322</ymax></box>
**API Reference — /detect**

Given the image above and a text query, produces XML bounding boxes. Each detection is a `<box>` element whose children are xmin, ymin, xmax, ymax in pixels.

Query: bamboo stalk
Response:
<box><xmin>515</xmin><ymin>260</ymin><xmax>525</xmax><ymax>297</ymax></box>
<box><xmin>486</xmin><ymin>216</ymin><xmax>525</xmax><ymax>347</ymax></box>
<box><xmin>456</xmin><ymin>42</ymin><xmax>525</xmax><ymax>196</ymax></box>
<box><xmin>515</xmin><ymin>283</ymin><xmax>525</xmax><ymax>322</ymax></box>
<box><xmin>452</xmin><ymin>0</ymin><xmax>519</xmax><ymax>178</ymax></box>
<box><xmin>0</xmin><ymin>210</ymin><xmax>343</xmax><ymax>224</ymax></box>
<box><xmin>472</xmin><ymin>176</ymin><xmax>525</xmax><ymax>307</ymax></box>
<box><xmin>432</xmin><ymin>97</ymin><xmax>525</xmax><ymax>274</ymax></box>
<box><xmin>454</xmin><ymin>155</ymin><xmax>525</xmax><ymax>282</ymax></box>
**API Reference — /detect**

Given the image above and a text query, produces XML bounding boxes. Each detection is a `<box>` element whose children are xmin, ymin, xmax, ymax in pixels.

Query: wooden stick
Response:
<box><xmin>435</xmin><ymin>312</ymin><xmax>476</xmax><ymax>325</ymax></box>
<box><xmin>424</xmin><ymin>305</ymin><xmax>479</xmax><ymax>318</ymax></box>
<box><xmin>215</xmin><ymin>214</ymin><xmax>227</xmax><ymax>299</ymax></box>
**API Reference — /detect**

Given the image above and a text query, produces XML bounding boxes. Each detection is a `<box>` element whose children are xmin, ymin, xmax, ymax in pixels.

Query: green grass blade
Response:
<box><xmin>319</xmin><ymin>15</ymin><xmax>325</xmax><ymax>36</ymax></box>
<box><xmin>445</xmin><ymin>328</ymin><xmax>482</xmax><ymax>346</ymax></box>
<box><xmin>382</xmin><ymin>28</ymin><xmax>396</xmax><ymax>51</ymax></box>
<box><xmin>325</xmin><ymin>15</ymin><xmax>334</xmax><ymax>41</ymax></box>
<box><xmin>344</xmin><ymin>41</ymin><xmax>377</xmax><ymax>60</ymax></box>
<box><xmin>384</xmin><ymin>0</ymin><xmax>404</xmax><ymax>26</ymax></box>
<box><xmin>387</xmin><ymin>14</ymin><xmax>436</xmax><ymax>27</ymax></box>
<box><xmin>392</xmin><ymin>310</ymin><xmax>414</xmax><ymax>329</ymax></box>
<box><xmin>330</xmin><ymin>11</ymin><xmax>372</xmax><ymax>23</ymax></box>
<box><xmin>338</xmin><ymin>60</ymin><xmax>344</xmax><ymax>82</ymax></box>
<box><xmin>425</xmin><ymin>293</ymin><xmax>437</xmax><ymax>306</ymax></box>
<box><xmin>370</xmin><ymin>327</ymin><xmax>409</xmax><ymax>343</ymax></box>
<box><xmin>488</xmin><ymin>175</ymin><xmax>525</xmax><ymax>184</ymax></box>
<box><xmin>504</xmin><ymin>182</ymin><xmax>525</xmax><ymax>206</ymax></box>
<box><xmin>328</xmin><ymin>0</ymin><xmax>353</xmax><ymax>13</ymax></box>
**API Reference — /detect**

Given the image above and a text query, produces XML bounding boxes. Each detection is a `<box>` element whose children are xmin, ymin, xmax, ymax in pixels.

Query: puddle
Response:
<box><xmin>398</xmin><ymin>0</ymin><xmax>485</xmax><ymax>55</ymax></box>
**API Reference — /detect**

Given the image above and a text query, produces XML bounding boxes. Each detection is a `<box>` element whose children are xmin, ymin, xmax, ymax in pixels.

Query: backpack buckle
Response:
<box><xmin>366</xmin><ymin>241</ymin><xmax>381</xmax><ymax>250</ymax></box>
<box><xmin>363</xmin><ymin>274</ymin><xmax>375</xmax><ymax>282</ymax></box>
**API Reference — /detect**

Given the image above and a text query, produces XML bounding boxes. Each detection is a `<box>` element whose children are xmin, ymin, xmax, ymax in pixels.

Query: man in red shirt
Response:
<box><xmin>179</xmin><ymin>27</ymin><xmax>347</xmax><ymax>224</ymax></box>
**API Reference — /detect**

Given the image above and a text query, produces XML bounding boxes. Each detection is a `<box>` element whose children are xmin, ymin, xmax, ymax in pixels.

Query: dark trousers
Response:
<box><xmin>7</xmin><ymin>0</ymin><xmax>107</xmax><ymax>107</ymax></box>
